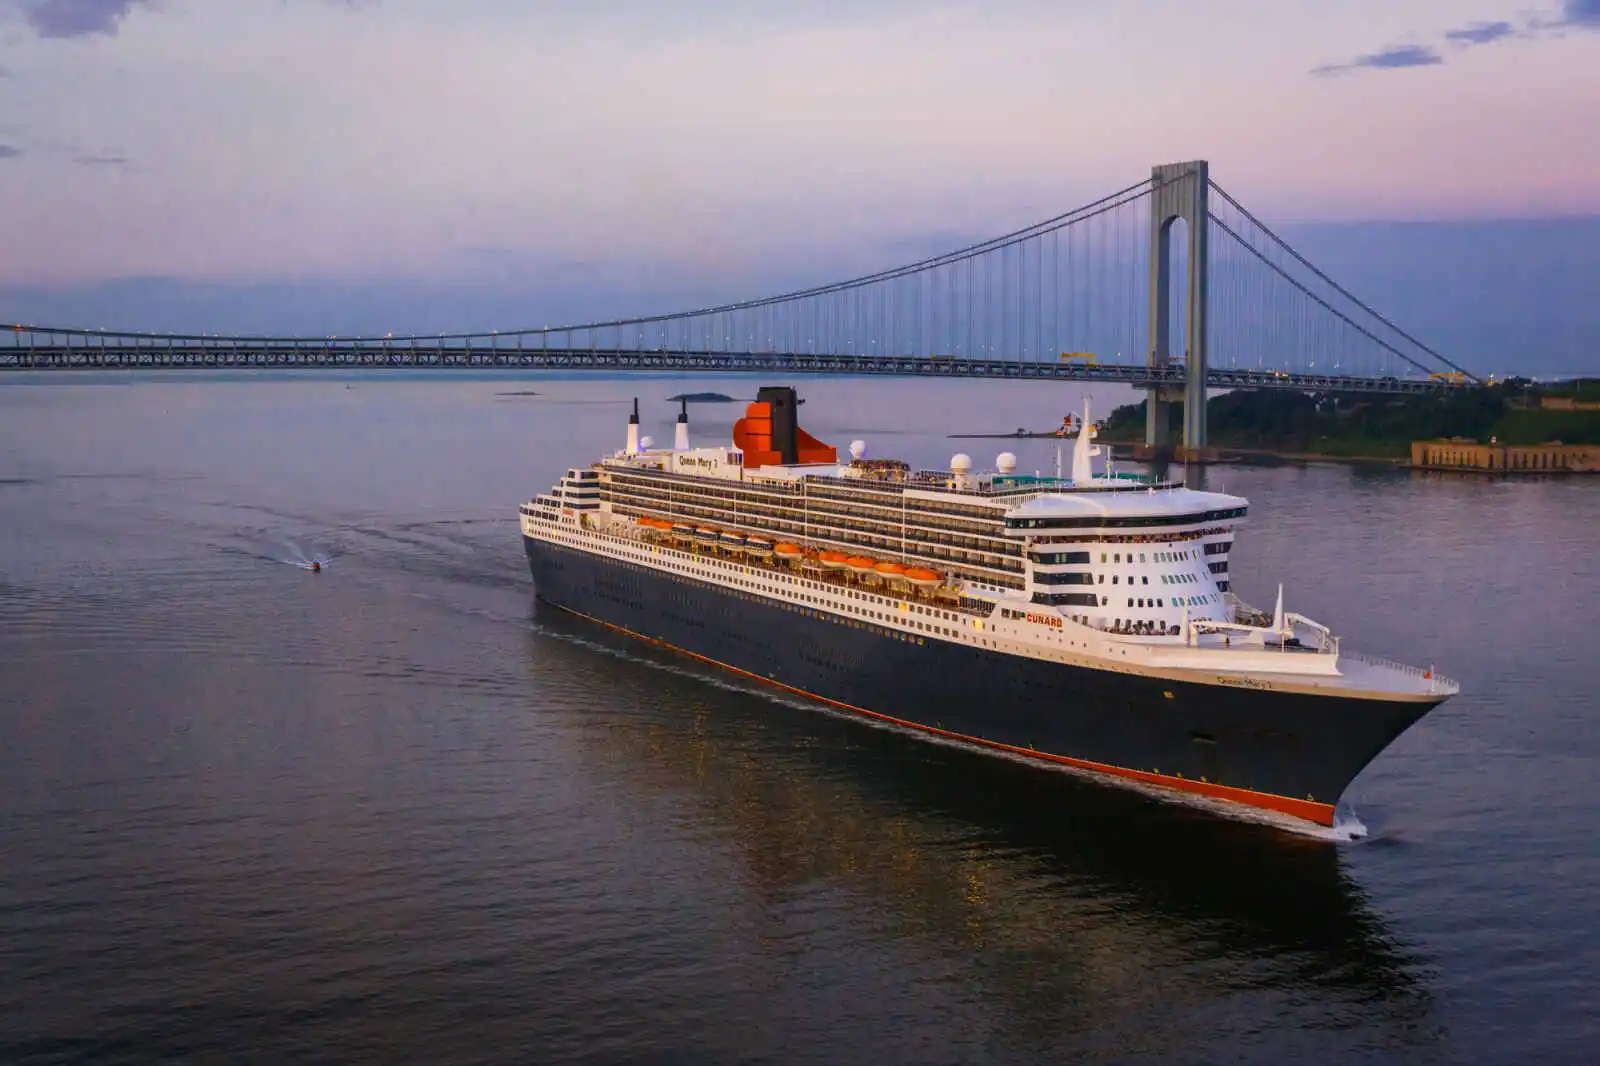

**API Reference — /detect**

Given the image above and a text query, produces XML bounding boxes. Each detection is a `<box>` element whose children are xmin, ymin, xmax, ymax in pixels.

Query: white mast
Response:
<box><xmin>1070</xmin><ymin>397</ymin><xmax>1101</xmax><ymax>485</ymax></box>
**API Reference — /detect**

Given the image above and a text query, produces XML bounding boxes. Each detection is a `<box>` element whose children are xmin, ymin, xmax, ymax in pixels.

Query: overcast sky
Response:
<box><xmin>0</xmin><ymin>0</ymin><xmax>1596</xmax><ymax>329</ymax></box>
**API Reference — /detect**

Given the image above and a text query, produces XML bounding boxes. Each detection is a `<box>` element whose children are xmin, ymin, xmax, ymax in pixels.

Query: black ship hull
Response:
<box><xmin>525</xmin><ymin>535</ymin><xmax>1440</xmax><ymax>824</ymax></box>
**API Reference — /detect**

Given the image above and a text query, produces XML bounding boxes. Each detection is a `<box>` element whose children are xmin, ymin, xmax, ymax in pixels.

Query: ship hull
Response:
<box><xmin>525</xmin><ymin>535</ymin><xmax>1439</xmax><ymax>825</ymax></box>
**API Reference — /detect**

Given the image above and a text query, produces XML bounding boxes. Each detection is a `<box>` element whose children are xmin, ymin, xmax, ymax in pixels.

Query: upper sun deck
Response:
<box><xmin>601</xmin><ymin>418</ymin><xmax>1239</xmax><ymax>533</ymax></box>
<box><xmin>1002</xmin><ymin>485</ymin><xmax>1248</xmax><ymax>530</ymax></box>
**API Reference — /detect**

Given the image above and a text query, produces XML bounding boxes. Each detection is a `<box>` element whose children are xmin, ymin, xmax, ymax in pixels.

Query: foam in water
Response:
<box><xmin>276</xmin><ymin>538</ymin><xmax>332</xmax><ymax>571</ymax></box>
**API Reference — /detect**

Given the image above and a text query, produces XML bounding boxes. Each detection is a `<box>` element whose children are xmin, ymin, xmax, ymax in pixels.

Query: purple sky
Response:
<box><xmin>0</xmin><ymin>0</ymin><xmax>1596</xmax><ymax>294</ymax></box>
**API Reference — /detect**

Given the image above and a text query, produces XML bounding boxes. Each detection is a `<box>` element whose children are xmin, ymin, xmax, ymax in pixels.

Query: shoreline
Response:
<box><xmin>1100</xmin><ymin>441</ymin><xmax>1597</xmax><ymax>475</ymax></box>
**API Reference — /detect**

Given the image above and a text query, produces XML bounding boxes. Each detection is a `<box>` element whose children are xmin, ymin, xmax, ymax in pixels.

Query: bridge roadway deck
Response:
<box><xmin>0</xmin><ymin>345</ymin><xmax>1458</xmax><ymax>394</ymax></box>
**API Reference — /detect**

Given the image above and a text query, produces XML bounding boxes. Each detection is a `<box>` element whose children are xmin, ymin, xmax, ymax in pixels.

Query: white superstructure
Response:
<box><xmin>521</xmin><ymin>397</ymin><xmax>1453</xmax><ymax>701</ymax></box>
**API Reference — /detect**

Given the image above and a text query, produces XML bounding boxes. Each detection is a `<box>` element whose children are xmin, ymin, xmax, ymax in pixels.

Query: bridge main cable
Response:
<box><xmin>10</xmin><ymin>178</ymin><xmax>1159</xmax><ymax>347</ymax></box>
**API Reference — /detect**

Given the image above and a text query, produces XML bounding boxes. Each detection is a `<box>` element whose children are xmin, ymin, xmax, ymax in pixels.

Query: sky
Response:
<box><xmin>0</xmin><ymin>0</ymin><xmax>1597</xmax><ymax>367</ymax></box>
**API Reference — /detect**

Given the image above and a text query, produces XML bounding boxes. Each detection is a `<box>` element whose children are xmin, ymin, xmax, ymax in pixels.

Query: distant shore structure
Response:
<box><xmin>1410</xmin><ymin>438</ymin><xmax>1599</xmax><ymax>474</ymax></box>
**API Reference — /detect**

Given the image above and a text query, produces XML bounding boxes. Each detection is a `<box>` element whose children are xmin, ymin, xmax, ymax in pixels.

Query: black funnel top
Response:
<box><xmin>757</xmin><ymin>386</ymin><xmax>799</xmax><ymax>465</ymax></box>
<box><xmin>677</xmin><ymin>398</ymin><xmax>688</xmax><ymax>423</ymax></box>
<box><xmin>628</xmin><ymin>397</ymin><xmax>640</xmax><ymax>425</ymax></box>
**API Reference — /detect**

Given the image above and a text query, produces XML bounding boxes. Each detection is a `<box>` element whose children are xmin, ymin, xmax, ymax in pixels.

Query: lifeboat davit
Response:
<box><xmin>903</xmin><ymin>567</ymin><xmax>942</xmax><ymax>589</ymax></box>
<box><xmin>818</xmin><ymin>550</ymin><xmax>850</xmax><ymax>570</ymax></box>
<box><xmin>773</xmin><ymin>542</ymin><xmax>803</xmax><ymax>559</ymax></box>
<box><xmin>844</xmin><ymin>556</ymin><xmax>877</xmax><ymax>575</ymax></box>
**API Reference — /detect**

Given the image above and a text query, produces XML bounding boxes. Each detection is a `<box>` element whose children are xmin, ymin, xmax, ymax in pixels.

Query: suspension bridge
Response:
<box><xmin>3</xmin><ymin>160</ymin><xmax>1479</xmax><ymax>454</ymax></box>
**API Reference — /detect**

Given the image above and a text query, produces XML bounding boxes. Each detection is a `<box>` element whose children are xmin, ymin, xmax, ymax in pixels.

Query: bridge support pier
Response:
<box><xmin>1143</xmin><ymin>160</ymin><xmax>1218</xmax><ymax>463</ymax></box>
<box><xmin>1136</xmin><ymin>385</ymin><xmax>1185</xmax><ymax>460</ymax></box>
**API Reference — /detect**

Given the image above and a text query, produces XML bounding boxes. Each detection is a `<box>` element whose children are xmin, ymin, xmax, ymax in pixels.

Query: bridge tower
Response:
<box><xmin>1145</xmin><ymin>160</ymin><xmax>1210</xmax><ymax>459</ymax></box>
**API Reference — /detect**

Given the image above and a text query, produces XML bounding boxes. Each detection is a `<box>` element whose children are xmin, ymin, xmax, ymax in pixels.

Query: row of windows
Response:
<box><xmin>608</xmin><ymin>468</ymin><xmax>1005</xmax><ymax>537</ymax></box>
<box><xmin>807</xmin><ymin>483</ymin><xmax>1004</xmax><ymax>524</ymax></box>
<box><xmin>595</xmin><ymin>528</ymin><xmax>985</xmax><ymax>629</ymax></box>
<box><xmin>1208</xmin><ymin>561</ymin><xmax>1229</xmax><ymax>575</ymax></box>
<box><xmin>607</xmin><ymin>482</ymin><xmax>1018</xmax><ymax>555</ymax></box>
<box><xmin>1034</xmin><ymin>571</ymin><xmax>1095</xmax><ymax>586</ymax></box>
<box><xmin>611</xmin><ymin>504</ymin><xmax>1028</xmax><ymax>589</ymax></box>
<box><xmin>1031</xmin><ymin>592</ymin><xmax>1100</xmax><ymax>607</ymax></box>
<box><xmin>1029</xmin><ymin>550</ymin><xmax>1092</xmax><ymax>564</ymax></box>
<box><xmin>1203</xmin><ymin>540</ymin><xmax>1232</xmax><ymax>556</ymax></box>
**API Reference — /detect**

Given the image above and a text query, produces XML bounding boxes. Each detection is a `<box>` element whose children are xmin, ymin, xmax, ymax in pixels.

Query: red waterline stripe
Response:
<box><xmin>551</xmin><ymin>603</ymin><xmax>1337</xmax><ymax>827</ymax></box>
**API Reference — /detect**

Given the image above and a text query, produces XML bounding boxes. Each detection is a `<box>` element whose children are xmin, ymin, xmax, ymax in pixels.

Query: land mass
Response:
<box><xmin>668</xmin><ymin>392</ymin><xmax>737</xmax><ymax>403</ymax></box>
<box><xmin>1100</xmin><ymin>379</ymin><xmax>1600</xmax><ymax>461</ymax></box>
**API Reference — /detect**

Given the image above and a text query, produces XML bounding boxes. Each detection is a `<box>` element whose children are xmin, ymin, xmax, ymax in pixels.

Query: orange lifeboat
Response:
<box><xmin>773</xmin><ymin>542</ymin><xmax>803</xmax><ymax>559</ymax></box>
<box><xmin>845</xmin><ymin>556</ymin><xmax>877</xmax><ymax>575</ymax></box>
<box><xmin>818</xmin><ymin>550</ymin><xmax>850</xmax><ymax>570</ymax></box>
<box><xmin>903</xmin><ymin>567</ymin><xmax>942</xmax><ymax>589</ymax></box>
<box><xmin>746</xmin><ymin>536</ymin><xmax>774</xmax><ymax>557</ymax></box>
<box><xmin>874</xmin><ymin>561</ymin><xmax>907</xmax><ymax>580</ymax></box>
<box><xmin>695</xmin><ymin>526</ymin><xmax>720</xmax><ymax>544</ymax></box>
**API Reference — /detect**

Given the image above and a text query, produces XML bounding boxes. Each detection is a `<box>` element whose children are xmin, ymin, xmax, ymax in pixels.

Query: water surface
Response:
<box><xmin>0</xmin><ymin>373</ymin><xmax>1595</xmax><ymax>1064</ymax></box>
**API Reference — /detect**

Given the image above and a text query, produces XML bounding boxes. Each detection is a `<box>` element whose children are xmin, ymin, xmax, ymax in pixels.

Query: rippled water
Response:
<box><xmin>1</xmin><ymin>373</ymin><xmax>1595</xmax><ymax>1065</ymax></box>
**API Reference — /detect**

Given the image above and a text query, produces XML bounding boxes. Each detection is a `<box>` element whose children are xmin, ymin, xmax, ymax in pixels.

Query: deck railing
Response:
<box><xmin>1340</xmin><ymin>649</ymin><xmax>1458</xmax><ymax>692</ymax></box>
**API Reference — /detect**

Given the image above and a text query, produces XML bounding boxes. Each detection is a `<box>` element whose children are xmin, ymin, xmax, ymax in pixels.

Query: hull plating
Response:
<box><xmin>525</xmin><ymin>535</ymin><xmax>1437</xmax><ymax>824</ymax></box>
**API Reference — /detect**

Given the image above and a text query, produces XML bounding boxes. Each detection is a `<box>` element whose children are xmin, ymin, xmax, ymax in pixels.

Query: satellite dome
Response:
<box><xmin>849</xmin><ymin>439</ymin><xmax>867</xmax><ymax>460</ymax></box>
<box><xmin>996</xmin><ymin>451</ymin><xmax>1018</xmax><ymax>473</ymax></box>
<box><xmin>639</xmin><ymin>435</ymin><xmax>654</xmax><ymax>449</ymax></box>
<box><xmin>950</xmin><ymin>453</ymin><xmax>973</xmax><ymax>474</ymax></box>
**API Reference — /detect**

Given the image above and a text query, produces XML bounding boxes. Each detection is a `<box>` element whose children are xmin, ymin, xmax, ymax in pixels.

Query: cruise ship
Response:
<box><xmin>520</xmin><ymin>386</ymin><xmax>1456</xmax><ymax>826</ymax></box>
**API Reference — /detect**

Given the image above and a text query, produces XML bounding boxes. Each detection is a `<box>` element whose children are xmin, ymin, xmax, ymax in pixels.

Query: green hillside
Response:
<box><xmin>1102</xmin><ymin>383</ymin><xmax>1600</xmax><ymax>459</ymax></box>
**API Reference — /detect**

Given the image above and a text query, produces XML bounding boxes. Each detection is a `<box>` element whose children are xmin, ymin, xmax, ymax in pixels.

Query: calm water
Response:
<box><xmin>0</xmin><ymin>374</ymin><xmax>1595</xmax><ymax>1065</ymax></box>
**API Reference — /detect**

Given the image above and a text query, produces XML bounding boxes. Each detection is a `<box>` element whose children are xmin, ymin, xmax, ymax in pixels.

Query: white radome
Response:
<box><xmin>996</xmin><ymin>452</ymin><xmax>1018</xmax><ymax>474</ymax></box>
<box><xmin>639</xmin><ymin>436</ymin><xmax>654</xmax><ymax>449</ymax></box>
<box><xmin>950</xmin><ymin>453</ymin><xmax>973</xmax><ymax>474</ymax></box>
<box><xmin>849</xmin><ymin>439</ymin><xmax>867</xmax><ymax>460</ymax></box>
